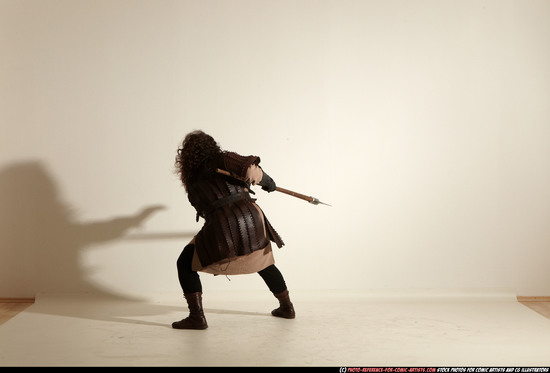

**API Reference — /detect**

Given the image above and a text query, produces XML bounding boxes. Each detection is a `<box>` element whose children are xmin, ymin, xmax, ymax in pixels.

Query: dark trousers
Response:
<box><xmin>176</xmin><ymin>244</ymin><xmax>288</xmax><ymax>294</ymax></box>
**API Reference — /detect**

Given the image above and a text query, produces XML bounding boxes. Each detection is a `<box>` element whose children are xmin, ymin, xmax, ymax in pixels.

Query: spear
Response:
<box><xmin>216</xmin><ymin>168</ymin><xmax>331</xmax><ymax>206</ymax></box>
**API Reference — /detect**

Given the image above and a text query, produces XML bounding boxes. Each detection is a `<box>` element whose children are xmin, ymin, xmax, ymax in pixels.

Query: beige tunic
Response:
<box><xmin>190</xmin><ymin>164</ymin><xmax>276</xmax><ymax>275</ymax></box>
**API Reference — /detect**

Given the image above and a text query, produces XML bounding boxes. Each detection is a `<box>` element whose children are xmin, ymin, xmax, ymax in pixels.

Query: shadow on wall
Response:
<box><xmin>0</xmin><ymin>160</ymin><xmax>171</xmax><ymax>299</ymax></box>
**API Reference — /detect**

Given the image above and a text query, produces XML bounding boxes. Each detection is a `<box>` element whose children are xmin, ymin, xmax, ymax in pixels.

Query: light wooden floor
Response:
<box><xmin>516</xmin><ymin>297</ymin><xmax>550</xmax><ymax>321</ymax></box>
<box><xmin>1</xmin><ymin>297</ymin><xmax>550</xmax><ymax>327</ymax></box>
<box><xmin>0</xmin><ymin>300</ymin><xmax>34</xmax><ymax>326</ymax></box>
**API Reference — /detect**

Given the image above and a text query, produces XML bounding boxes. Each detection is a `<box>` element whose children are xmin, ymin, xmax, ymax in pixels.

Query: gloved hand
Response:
<box><xmin>259</xmin><ymin>170</ymin><xmax>276</xmax><ymax>192</ymax></box>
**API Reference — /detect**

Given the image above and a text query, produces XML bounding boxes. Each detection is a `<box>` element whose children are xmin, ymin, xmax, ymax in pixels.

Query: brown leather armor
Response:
<box><xmin>188</xmin><ymin>151</ymin><xmax>284</xmax><ymax>268</ymax></box>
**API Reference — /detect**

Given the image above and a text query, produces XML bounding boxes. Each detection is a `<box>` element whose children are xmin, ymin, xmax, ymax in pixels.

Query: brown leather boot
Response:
<box><xmin>172</xmin><ymin>292</ymin><xmax>208</xmax><ymax>330</ymax></box>
<box><xmin>272</xmin><ymin>289</ymin><xmax>295</xmax><ymax>319</ymax></box>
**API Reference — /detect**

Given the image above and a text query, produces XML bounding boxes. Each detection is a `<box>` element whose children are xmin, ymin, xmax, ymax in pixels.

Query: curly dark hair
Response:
<box><xmin>175</xmin><ymin>130</ymin><xmax>222</xmax><ymax>191</ymax></box>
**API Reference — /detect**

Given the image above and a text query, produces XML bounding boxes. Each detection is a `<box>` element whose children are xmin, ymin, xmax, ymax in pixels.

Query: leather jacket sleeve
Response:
<box><xmin>222</xmin><ymin>151</ymin><xmax>260</xmax><ymax>178</ymax></box>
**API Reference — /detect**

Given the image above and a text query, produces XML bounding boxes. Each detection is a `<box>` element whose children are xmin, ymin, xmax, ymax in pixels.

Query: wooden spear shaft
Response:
<box><xmin>216</xmin><ymin>168</ymin><xmax>331</xmax><ymax>206</ymax></box>
<box><xmin>274</xmin><ymin>186</ymin><xmax>321</xmax><ymax>205</ymax></box>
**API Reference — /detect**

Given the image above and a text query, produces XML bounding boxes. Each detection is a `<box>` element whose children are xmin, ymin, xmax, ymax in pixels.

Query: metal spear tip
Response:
<box><xmin>310</xmin><ymin>197</ymin><xmax>332</xmax><ymax>207</ymax></box>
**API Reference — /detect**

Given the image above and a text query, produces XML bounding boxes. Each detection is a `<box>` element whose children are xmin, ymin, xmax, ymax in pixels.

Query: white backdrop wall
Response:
<box><xmin>1</xmin><ymin>0</ymin><xmax>549</xmax><ymax>299</ymax></box>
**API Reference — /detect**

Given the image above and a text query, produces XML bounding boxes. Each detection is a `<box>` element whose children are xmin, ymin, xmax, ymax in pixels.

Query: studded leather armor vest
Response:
<box><xmin>187</xmin><ymin>151</ymin><xmax>284</xmax><ymax>268</ymax></box>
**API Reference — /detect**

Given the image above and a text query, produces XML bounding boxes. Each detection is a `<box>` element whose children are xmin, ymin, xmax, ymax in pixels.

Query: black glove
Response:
<box><xmin>258</xmin><ymin>170</ymin><xmax>276</xmax><ymax>192</ymax></box>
